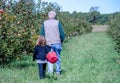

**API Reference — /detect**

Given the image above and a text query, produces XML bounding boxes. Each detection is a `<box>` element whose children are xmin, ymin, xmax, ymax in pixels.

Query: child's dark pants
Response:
<box><xmin>38</xmin><ymin>63</ymin><xmax>46</xmax><ymax>79</ymax></box>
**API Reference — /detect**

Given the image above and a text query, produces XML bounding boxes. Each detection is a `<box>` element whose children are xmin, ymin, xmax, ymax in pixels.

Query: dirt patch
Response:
<box><xmin>92</xmin><ymin>25</ymin><xmax>109</xmax><ymax>32</ymax></box>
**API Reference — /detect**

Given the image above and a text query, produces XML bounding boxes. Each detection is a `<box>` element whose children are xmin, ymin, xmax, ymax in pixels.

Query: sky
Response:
<box><xmin>41</xmin><ymin>0</ymin><xmax>120</xmax><ymax>14</ymax></box>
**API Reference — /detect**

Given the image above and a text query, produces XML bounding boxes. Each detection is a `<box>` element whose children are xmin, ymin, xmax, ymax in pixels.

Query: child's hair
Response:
<box><xmin>36</xmin><ymin>35</ymin><xmax>46</xmax><ymax>46</ymax></box>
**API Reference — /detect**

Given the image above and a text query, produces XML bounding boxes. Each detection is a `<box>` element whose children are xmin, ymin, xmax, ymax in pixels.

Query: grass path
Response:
<box><xmin>92</xmin><ymin>25</ymin><xmax>109</xmax><ymax>32</ymax></box>
<box><xmin>62</xmin><ymin>32</ymin><xmax>120</xmax><ymax>83</ymax></box>
<box><xmin>0</xmin><ymin>32</ymin><xmax>120</xmax><ymax>83</ymax></box>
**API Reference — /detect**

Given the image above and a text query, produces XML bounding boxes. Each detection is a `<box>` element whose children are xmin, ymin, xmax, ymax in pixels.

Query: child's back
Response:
<box><xmin>33</xmin><ymin>36</ymin><xmax>51</xmax><ymax>79</ymax></box>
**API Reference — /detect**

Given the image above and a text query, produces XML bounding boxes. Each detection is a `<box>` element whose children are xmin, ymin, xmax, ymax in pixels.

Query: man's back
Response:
<box><xmin>44</xmin><ymin>19</ymin><xmax>61</xmax><ymax>45</ymax></box>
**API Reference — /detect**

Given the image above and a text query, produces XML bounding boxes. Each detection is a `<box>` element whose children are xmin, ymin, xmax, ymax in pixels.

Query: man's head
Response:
<box><xmin>48</xmin><ymin>11</ymin><xmax>56</xmax><ymax>19</ymax></box>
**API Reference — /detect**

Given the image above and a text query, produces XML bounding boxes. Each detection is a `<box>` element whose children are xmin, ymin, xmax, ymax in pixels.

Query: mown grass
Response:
<box><xmin>0</xmin><ymin>32</ymin><xmax>120</xmax><ymax>83</ymax></box>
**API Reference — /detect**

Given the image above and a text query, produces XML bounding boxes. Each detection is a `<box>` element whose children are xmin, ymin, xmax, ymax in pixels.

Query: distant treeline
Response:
<box><xmin>59</xmin><ymin>11</ymin><xmax>120</xmax><ymax>25</ymax></box>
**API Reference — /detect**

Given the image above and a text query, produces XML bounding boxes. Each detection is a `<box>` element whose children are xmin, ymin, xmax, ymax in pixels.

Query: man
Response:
<box><xmin>40</xmin><ymin>11</ymin><xmax>65</xmax><ymax>75</ymax></box>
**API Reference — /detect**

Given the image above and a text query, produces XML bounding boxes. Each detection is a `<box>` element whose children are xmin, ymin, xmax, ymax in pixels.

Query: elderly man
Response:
<box><xmin>40</xmin><ymin>11</ymin><xmax>65</xmax><ymax>75</ymax></box>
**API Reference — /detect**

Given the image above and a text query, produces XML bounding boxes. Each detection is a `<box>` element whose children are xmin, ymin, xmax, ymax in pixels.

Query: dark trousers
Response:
<box><xmin>38</xmin><ymin>63</ymin><xmax>46</xmax><ymax>79</ymax></box>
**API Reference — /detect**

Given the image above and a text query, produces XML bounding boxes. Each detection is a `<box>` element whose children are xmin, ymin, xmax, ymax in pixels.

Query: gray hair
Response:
<box><xmin>48</xmin><ymin>11</ymin><xmax>56</xmax><ymax>19</ymax></box>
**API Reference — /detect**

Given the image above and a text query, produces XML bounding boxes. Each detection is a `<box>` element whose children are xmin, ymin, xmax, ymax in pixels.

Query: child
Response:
<box><xmin>33</xmin><ymin>36</ymin><xmax>51</xmax><ymax>79</ymax></box>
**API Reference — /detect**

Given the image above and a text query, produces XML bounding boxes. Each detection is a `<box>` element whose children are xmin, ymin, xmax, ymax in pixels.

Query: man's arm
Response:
<box><xmin>40</xmin><ymin>23</ymin><xmax>45</xmax><ymax>36</ymax></box>
<box><xmin>58</xmin><ymin>22</ymin><xmax>65</xmax><ymax>42</ymax></box>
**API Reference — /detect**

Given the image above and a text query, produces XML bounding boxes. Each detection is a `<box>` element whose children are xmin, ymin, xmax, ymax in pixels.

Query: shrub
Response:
<box><xmin>0</xmin><ymin>11</ymin><xmax>39</xmax><ymax>64</ymax></box>
<box><xmin>108</xmin><ymin>14</ymin><xmax>120</xmax><ymax>52</ymax></box>
<box><xmin>58</xmin><ymin>14</ymin><xmax>92</xmax><ymax>37</ymax></box>
<box><xmin>0</xmin><ymin>11</ymin><xmax>21</xmax><ymax>64</ymax></box>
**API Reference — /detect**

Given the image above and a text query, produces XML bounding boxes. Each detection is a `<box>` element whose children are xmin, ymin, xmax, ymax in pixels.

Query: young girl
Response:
<box><xmin>33</xmin><ymin>36</ymin><xmax>51</xmax><ymax>79</ymax></box>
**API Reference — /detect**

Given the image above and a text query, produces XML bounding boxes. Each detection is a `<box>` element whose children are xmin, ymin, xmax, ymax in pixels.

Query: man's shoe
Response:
<box><xmin>55</xmin><ymin>72</ymin><xmax>61</xmax><ymax>75</ymax></box>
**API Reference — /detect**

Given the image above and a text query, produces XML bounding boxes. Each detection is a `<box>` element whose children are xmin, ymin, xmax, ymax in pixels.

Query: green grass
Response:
<box><xmin>0</xmin><ymin>32</ymin><xmax>120</xmax><ymax>83</ymax></box>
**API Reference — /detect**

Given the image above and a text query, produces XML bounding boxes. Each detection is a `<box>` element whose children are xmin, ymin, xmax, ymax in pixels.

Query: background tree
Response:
<box><xmin>89</xmin><ymin>6</ymin><xmax>100</xmax><ymax>24</ymax></box>
<box><xmin>0</xmin><ymin>0</ymin><xmax>38</xmax><ymax>64</ymax></box>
